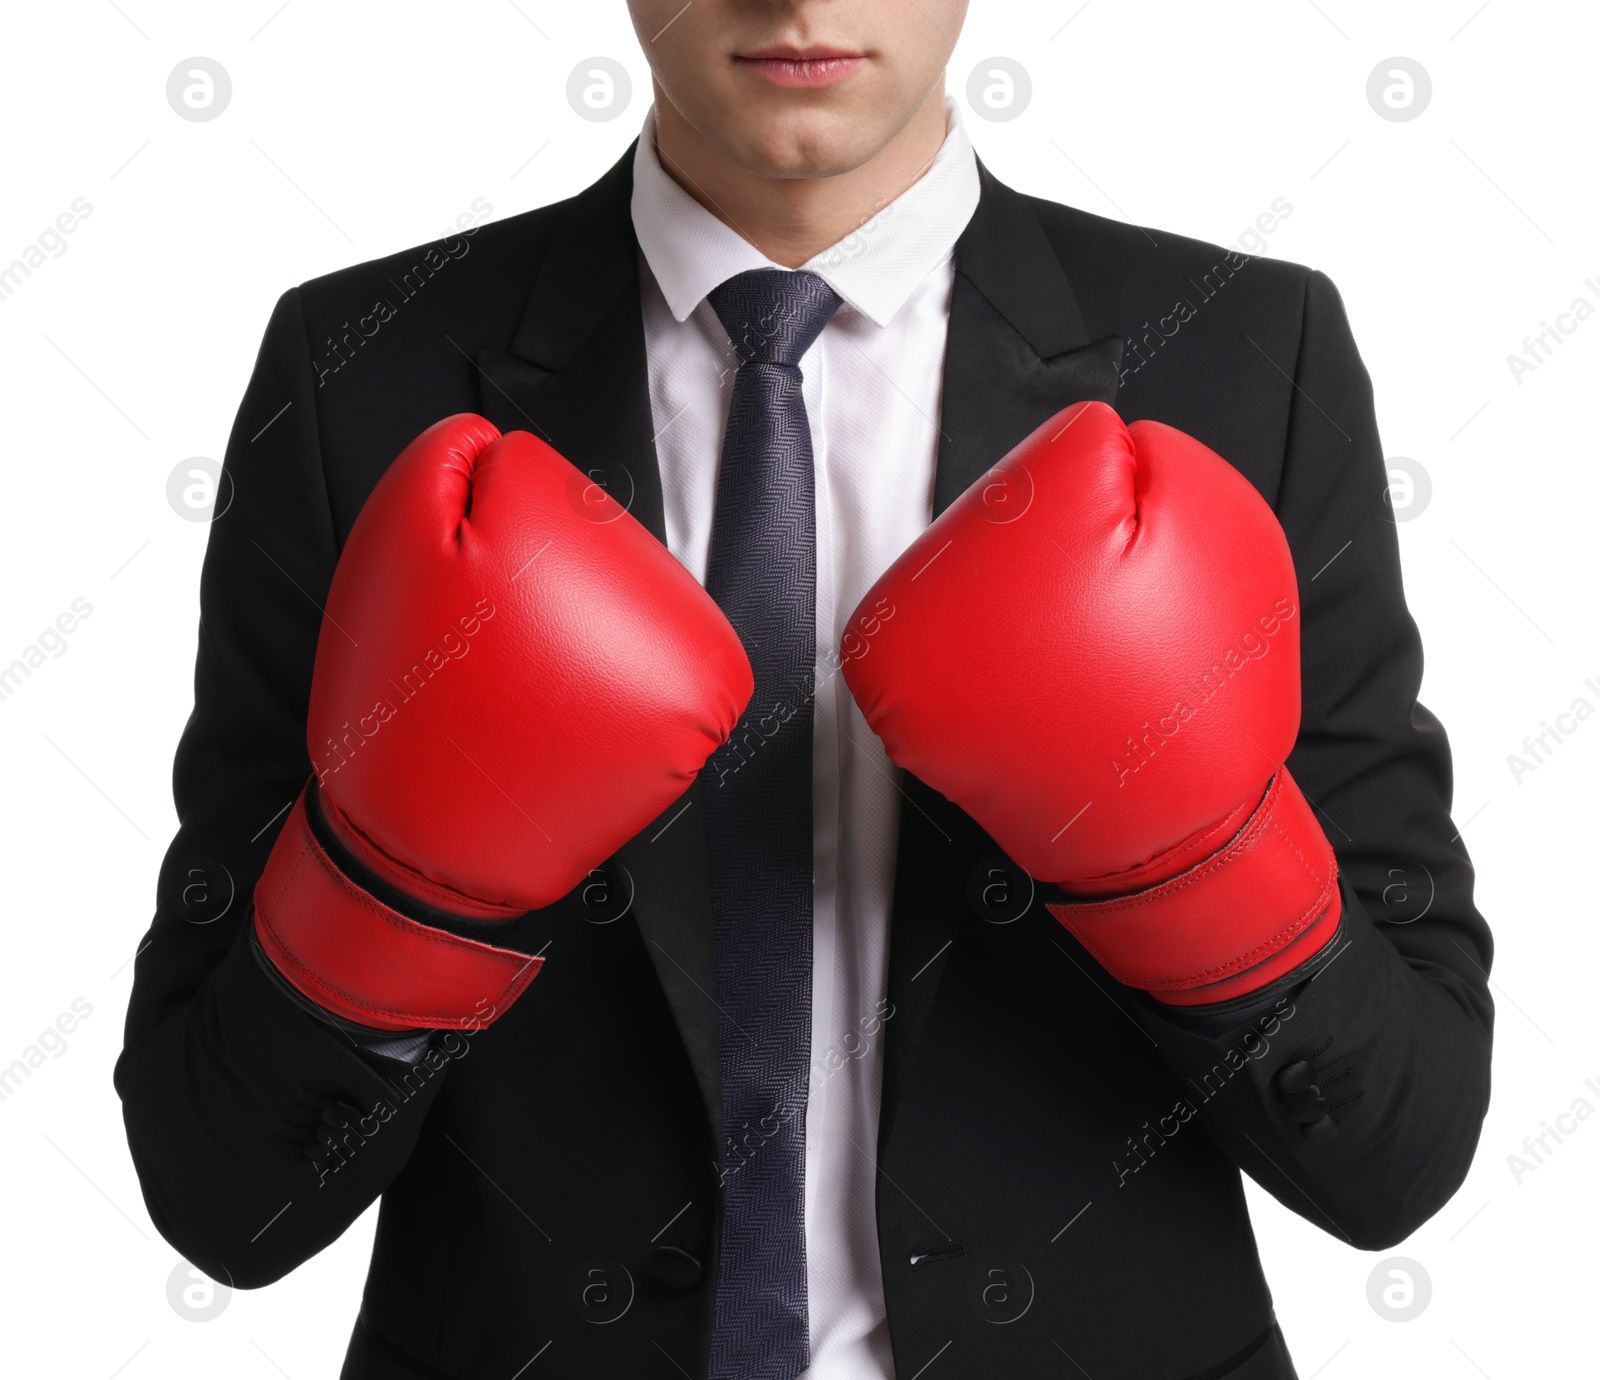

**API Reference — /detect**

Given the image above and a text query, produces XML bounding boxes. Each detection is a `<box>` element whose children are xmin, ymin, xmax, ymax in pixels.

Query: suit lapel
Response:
<box><xmin>877</xmin><ymin>163</ymin><xmax>1125</xmax><ymax>1154</ymax></box>
<box><xmin>475</xmin><ymin>145</ymin><xmax>722</xmax><ymax>1142</ymax></box>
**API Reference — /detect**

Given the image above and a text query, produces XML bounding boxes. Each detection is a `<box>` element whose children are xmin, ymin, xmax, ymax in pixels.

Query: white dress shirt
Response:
<box><xmin>630</xmin><ymin>99</ymin><xmax>980</xmax><ymax>1378</ymax></box>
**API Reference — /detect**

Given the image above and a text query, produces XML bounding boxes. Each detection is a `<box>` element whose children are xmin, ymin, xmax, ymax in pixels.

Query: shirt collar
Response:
<box><xmin>630</xmin><ymin>97</ymin><xmax>980</xmax><ymax>329</ymax></box>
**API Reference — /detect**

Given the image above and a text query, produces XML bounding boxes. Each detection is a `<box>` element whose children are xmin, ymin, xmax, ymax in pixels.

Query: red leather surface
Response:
<box><xmin>304</xmin><ymin>414</ymin><xmax>753</xmax><ymax>914</ymax></box>
<box><xmin>255</xmin><ymin>793</ymin><xmax>542</xmax><ymax>1030</ymax></box>
<box><xmin>1045</xmin><ymin>770</ymin><xmax>1339</xmax><ymax>997</ymax></box>
<box><xmin>843</xmin><ymin>401</ymin><xmax>1337</xmax><ymax>995</ymax></box>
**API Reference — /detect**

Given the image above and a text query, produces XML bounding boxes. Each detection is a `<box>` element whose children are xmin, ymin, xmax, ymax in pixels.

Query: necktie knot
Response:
<box><xmin>708</xmin><ymin>268</ymin><xmax>841</xmax><ymax>369</ymax></box>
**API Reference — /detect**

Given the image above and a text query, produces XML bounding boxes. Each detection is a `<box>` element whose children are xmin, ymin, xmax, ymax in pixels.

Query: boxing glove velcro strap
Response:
<box><xmin>1046</xmin><ymin>769</ymin><xmax>1340</xmax><ymax>998</ymax></box>
<box><xmin>253</xmin><ymin>789</ymin><xmax>543</xmax><ymax>1032</ymax></box>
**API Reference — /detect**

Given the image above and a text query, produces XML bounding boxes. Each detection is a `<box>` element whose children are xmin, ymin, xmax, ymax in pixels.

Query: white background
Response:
<box><xmin>0</xmin><ymin>1</ymin><xmax>1594</xmax><ymax>1376</ymax></box>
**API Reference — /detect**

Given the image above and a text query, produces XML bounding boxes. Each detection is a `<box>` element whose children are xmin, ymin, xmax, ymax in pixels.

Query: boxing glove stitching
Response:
<box><xmin>1048</xmin><ymin>774</ymin><xmax>1339</xmax><ymax>988</ymax></box>
<box><xmin>1059</xmin><ymin>873</ymin><xmax>1334</xmax><ymax>991</ymax></box>
<box><xmin>298</xmin><ymin>802</ymin><xmax>539</xmax><ymax>966</ymax></box>
<box><xmin>254</xmin><ymin>820</ymin><xmax>406</xmax><ymax>1020</ymax></box>
<box><xmin>321</xmin><ymin>793</ymin><xmax>523</xmax><ymax>919</ymax></box>
<box><xmin>1054</xmin><ymin>772</ymin><xmax>1295</xmax><ymax>917</ymax></box>
<box><xmin>1064</xmin><ymin>857</ymin><xmax>1336</xmax><ymax>987</ymax></box>
<box><xmin>1072</xmin><ymin>796</ymin><xmax>1255</xmax><ymax>896</ymax></box>
<box><xmin>1160</xmin><ymin>868</ymin><xmax>1336</xmax><ymax>988</ymax></box>
<box><xmin>256</xmin><ymin>797</ymin><xmax>541</xmax><ymax>1026</ymax></box>
<box><xmin>255</xmin><ymin>815</ymin><xmax>424</xmax><ymax>1023</ymax></box>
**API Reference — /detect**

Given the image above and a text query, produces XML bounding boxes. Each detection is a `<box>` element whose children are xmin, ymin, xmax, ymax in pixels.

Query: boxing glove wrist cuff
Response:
<box><xmin>1045</xmin><ymin>769</ymin><xmax>1340</xmax><ymax>1004</ymax></box>
<box><xmin>253</xmin><ymin>787</ymin><xmax>543</xmax><ymax>1032</ymax></box>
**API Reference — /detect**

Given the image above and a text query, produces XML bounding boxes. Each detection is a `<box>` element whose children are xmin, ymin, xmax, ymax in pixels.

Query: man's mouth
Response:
<box><xmin>735</xmin><ymin>46</ymin><xmax>868</xmax><ymax>89</ymax></box>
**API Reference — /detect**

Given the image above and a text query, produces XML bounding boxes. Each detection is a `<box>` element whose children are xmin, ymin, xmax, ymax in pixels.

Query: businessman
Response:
<box><xmin>117</xmin><ymin>2</ymin><xmax>1494</xmax><ymax>1377</ymax></box>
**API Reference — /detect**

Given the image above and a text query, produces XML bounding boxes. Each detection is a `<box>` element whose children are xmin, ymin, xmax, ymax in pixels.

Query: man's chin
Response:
<box><xmin>722</xmin><ymin>112</ymin><xmax>894</xmax><ymax>182</ymax></box>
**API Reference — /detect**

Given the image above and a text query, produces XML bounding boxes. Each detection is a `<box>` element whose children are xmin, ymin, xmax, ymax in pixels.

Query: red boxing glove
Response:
<box><xmin>254</xmin><ymin>415</ymin><xmax>752</xmax><ymax>1030</ymax></box>
<box><xmin>842</xmin><ymin>401</ymin><xmax>1339</xmax><ymax>1006</ymax></box>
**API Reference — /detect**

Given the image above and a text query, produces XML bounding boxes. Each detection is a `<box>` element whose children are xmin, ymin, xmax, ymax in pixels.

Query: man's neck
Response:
<box><xmin>650</xmin><ymin>81</ymin><xmax>950</xmax><ymax>270</ymax></box>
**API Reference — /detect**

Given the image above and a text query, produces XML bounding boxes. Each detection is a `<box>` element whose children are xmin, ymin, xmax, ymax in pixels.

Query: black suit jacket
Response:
<box><xmin>116</xmin><ymin>146</ymin><xmax>1494</xmax><ymax>1380</ymax></box>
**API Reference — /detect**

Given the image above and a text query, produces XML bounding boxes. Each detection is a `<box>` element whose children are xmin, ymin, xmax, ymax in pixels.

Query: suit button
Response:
<box><xmin>1302</xmin><ymin>1114</ymin><xmax>1340</xmax><ymax>1141</ymax></box>
<box><xmin>1274</xmin><ymin>1060</ymin><xmax>1331</xmax><ymax>1124</ymax></box>
<box><xmin>1279</xmin><ymin>1083</ymin><xmax>1327</xmax><ymax>1120</ymax></box>
<box><xmin>1274</xmin><ymin>1060</ymin><xmax>1315</xmax><ymax>1094</ymax></box>
<box><xmin>651</xmin><ymin>1245</ymin><xmax>703</xmax><ymax>1291</ymax></box>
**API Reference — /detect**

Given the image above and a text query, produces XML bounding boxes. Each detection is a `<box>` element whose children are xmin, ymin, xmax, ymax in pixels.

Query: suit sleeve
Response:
<box><xmin>113</xmin><ymin>287</ymin><xmax>453</xmax><ymax>1288</ymax></box>
<box><xmin>1134</xmin><ymin>268</ymin><xmax>1495</xmax><ymax>1250</ymax></box>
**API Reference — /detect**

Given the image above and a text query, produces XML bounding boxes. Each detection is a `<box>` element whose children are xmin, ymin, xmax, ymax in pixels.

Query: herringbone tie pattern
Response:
<box><xmin>700</xmin><ymin>269</ymin><xmax>841</xmax><ymax>1380</ymax></box>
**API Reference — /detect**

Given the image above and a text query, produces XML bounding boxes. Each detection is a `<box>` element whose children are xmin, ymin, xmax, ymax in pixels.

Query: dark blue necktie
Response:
<box><xmin>700</xmin><ymin>268</ymin><xmax>841</xmax><ymax>1380</ymax></box>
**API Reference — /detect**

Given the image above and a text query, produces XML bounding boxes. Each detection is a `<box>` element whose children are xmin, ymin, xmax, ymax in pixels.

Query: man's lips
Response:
<box><xmin>735</xmin><ymin>47</ymin><xmax>867</xmax><ymax>89</ymax></box>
